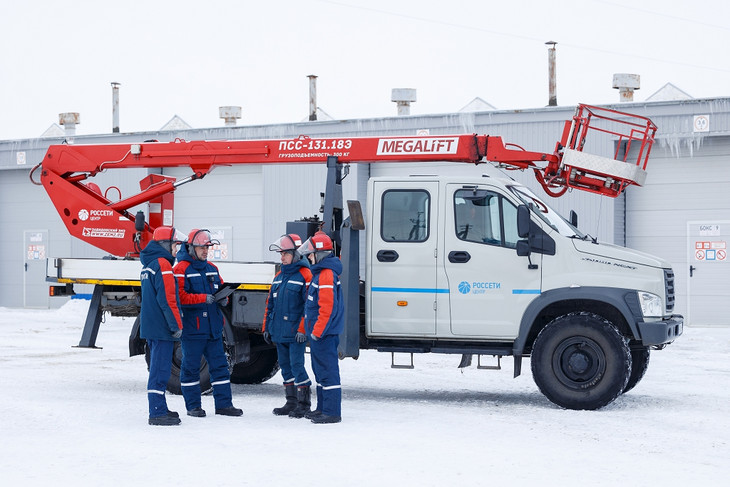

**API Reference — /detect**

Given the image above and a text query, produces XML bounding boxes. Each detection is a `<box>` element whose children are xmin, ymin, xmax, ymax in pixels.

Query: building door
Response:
<box><xmin>24</xmin><ymin>230</ymin><xmax>49</xmax><ymax>308</ymax></box>
<box><xmin>687</xmin><ymin>221</ymin><xmax>730</xmax><ymax>326</ymax></box>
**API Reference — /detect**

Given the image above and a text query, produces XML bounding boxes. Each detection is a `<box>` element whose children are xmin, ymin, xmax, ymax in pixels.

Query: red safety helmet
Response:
<box><xmin>298</xmin><ymin>231</ymin><xmax>333</xmax><ymax>256</ymax></box>
<box><xmin>152</xmin><ymin>226</ymin><xmax>186</xmax><ymax>244</ymax></box>
<box><xmin>187</xmin><ymin>229</ymin><xmax>220</xmax><ymax>248</ymax></box>
<box><xmin>268</xmin><ymin>234</ymin><xmax>303</xmax><ymax>253</ymax></box>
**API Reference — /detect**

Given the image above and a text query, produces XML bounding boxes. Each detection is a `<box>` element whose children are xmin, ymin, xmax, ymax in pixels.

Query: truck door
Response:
<box><xmin>443</xmin><ymin>184</ymin><xmax>541</xmax><ymax>338</ymax></box>
<box><xmin>368</xmin><ymin>181</ymin><xmax>440</xmax><ymax>336</ymax></box>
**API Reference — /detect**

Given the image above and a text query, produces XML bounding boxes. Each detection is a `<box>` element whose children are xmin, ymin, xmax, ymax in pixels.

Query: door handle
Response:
<box><xmin>448</xmin><ymin>251</ymin><xmax>471</xmax><ymax>263</ymax></box>
<box><xmin>690</xmin><ymin>265</ymin><xmax>696</xmax><ymax>277</ymax></box>
<box><xmin>377</xmin><ymin>250</ymin><xmax>399</xmax><ymax>262</ymax></box>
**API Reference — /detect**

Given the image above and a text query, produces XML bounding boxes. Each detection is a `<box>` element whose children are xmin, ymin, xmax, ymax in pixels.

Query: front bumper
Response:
<box><xmin>637</xmin><ymin>315</ymin><xmax>683</xmax><ymax>346</ymax></box>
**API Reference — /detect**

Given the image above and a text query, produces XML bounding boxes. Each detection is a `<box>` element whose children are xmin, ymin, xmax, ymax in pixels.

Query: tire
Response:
<box><xmin>623</xmin><ymin>347</ymin><xmax>650</xmax><ymax>394</ymax></box>
<box><xmin>230</xmin><ymin>347</ymin><xmax>279</xmax><ymax>384</ymax></box>
<box><xmin>144</xmin><ymin>341</ymin><xmax>211</xmax><ymax>395</ymax></box>
<box><xmin>531</xmin><ymin>312</ymin><xmax>631</xmax><ymax>410</ymax></box>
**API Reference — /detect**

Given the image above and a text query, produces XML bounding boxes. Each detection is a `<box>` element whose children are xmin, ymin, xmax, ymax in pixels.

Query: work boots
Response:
<box><xmin>288</xmin><ymin>385</ymin><xmax>311</xmax><ymax>419</ymax></box>
<box><xmin>273</xmin><ymin>383</ymin><xmax>297</xmax><ymax>416</ymax></box>
<box><xmin>311</xmin><ymin>413</ymin><xmax>341</xmax><ymax>424</ymax></box>
<box><xmin>148</xmin><ymin>415</ymin><xmax>181</xmax><ymax>426</ymax></box>
<box><xmin>215</xmin><ymin>406</ymin><xmax>243</xmax><ymax>416</ymax></box>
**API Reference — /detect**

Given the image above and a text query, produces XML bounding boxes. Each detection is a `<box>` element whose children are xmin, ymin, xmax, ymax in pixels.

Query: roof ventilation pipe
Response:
<box><xmin>308</xmin><ymin>75</ymin><xmax>318</xmax><ymax>121</ymax></box>
<box><xmin>59</xmin><ymin>112</ymin><xmax>80</xmax><ymax>136</ymax></box>
<box><xmin>219</xmin><ymin>106</ymin><xmax>242</xmax><ymax>126</ymax></box>
<box><xmin>111</xmin><ymin>82</ymin><xmax>120</xmax><ymax>133</ymax></box>
<box><xmin>546</xmin><ymin>41</ymin><xmax>557</xmax><ymax>106</ymax></box>
<box><xmin>613</xmin><ymin>73</ymin><xmax>640</xmax><ymax>102</ymax></box>
<box><xmin>391</xmin><ymin>88</ymin><xmax>416</xmax><ymax>116</ymax></box>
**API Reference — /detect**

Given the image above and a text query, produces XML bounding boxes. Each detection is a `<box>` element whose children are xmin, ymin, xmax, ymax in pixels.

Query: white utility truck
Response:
<box><xmin>34</xmin><ymin>104</ymin><xmax>681</xmax><ymax>409</ymax></box>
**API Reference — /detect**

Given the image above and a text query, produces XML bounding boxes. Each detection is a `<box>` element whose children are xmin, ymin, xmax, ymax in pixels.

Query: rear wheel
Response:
<box><xmin>531</xmin><ymin>312</ymin><xmax>631</xmax><ymax>410</ymax></box>
<box><xmin>144</xmin><ymin>341</ymin><xmax>210</xmax><ymax>395</ymax></box>
<box><xmin>623</xmin><ymin>347</ymin><xmax>650</xmax><ymax>394</ymax></box>
<box><xmin>230</xmin><ymin>347</ymin><xmax>279</xmax><ymax>384</ymax></box>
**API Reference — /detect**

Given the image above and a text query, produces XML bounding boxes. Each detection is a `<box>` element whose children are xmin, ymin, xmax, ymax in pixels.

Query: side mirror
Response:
<box><xmin>569</xmin><ymin>210</ymin><xmax>578</xmax><ymax>228</ymax></box>
<box><xmin>516</xmin><ymin>240</ymin><xmax>531</xmax><ymax>257</ymax></box>
<box><xmin>517</xmin><ymin>205</ymin><xmax>531</xmax><ymax>238</ymax></box>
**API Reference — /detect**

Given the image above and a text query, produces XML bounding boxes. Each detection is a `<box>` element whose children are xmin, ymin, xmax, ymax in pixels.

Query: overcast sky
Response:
<box><xmin>2</xmin><ymin>0</ymin><xmax>729</xmax><ymax>140</ymax></box>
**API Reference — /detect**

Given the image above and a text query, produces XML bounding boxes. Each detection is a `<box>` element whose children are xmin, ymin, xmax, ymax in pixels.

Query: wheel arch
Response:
<box><xmin>514</xmin><ymin>287</ymin><xmax>641</xmax><ymax>356</ymax></box>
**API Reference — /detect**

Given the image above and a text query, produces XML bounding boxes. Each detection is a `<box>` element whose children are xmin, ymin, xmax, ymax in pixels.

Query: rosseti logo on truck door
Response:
<box><xmin>458</xmin><ymin>281</ymin><xmax>501</xmax><ymax>294</ymax></box>
<box><xmin>376</xmin><ymin>137</ymin><xmax>460</xmax><ymax>155</ymax></box>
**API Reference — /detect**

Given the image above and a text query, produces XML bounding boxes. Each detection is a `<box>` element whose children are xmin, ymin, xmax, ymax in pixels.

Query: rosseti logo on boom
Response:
<box><xmin>376</xmin><ymin>137</ymin><xmax>459</xmax><ymax>156</ymax></box>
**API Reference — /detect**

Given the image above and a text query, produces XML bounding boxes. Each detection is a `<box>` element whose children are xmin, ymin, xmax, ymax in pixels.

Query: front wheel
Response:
<box><xmin>531</xmin><ymin>312</ymin><xmax>631</xmax><ymax>410</ymax></box>
<box><xmin>623</xmin><ymin>346</ymin><xmax>650</xmax><ymax>394</ymax></box>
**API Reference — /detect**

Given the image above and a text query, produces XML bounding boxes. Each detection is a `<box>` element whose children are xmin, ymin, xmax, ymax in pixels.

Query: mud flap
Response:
<box><xmin>458</xmin><ymin>354</ymin><xmax>473</xmax><ymax>368</ymax></box>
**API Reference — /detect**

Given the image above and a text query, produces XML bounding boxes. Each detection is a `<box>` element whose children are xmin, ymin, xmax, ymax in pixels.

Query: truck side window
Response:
<box><xmin>454</xmin><ymin>189</ymin><xmax>518</xmax><ymax>248</ymax></box>
<box><xmin>501</xmin><ymin>199</ymin><xmax>519</xmax><ymax>248</ymax></box>
<box><xmin>381</xmin><ymin>190</ymin><xmax>430</xmax><ymax>242</ymax></box>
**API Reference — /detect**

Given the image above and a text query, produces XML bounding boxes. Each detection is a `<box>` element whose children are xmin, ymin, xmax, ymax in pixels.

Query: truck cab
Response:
<box><xmin>362</xmin><ymin>174</ymin><xmax>682</xmax><ymax>409</ymax></box>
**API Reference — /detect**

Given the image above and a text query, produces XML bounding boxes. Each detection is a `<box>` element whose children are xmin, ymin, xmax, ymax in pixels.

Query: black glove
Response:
<box><xmin>205</xmin><ymin>294</ymin><xmax>215</xmax><ymax>304</ymax></box>
<box><xmin>217</xmin><ymin>296</ymin><xmax>230</xmax><ymax>306</ymax></box>
<box><xmin>295</xmin><ymin>332</ymin><xmax>306</xmax><ymax>343</ymax></box>
<box><xmin>310</xmin><ymin>333</ymin><xmax>319</xmax><ymax>341</ymax></box>
<box><xmin>172</xmin><ymin>329</ymin><xmax>182</xmax><ymax>339</ymax></box>
<box><xmin>263</xmin><ymin>331</ymin><xmax>272</xmax><ymax>344</ymax></box>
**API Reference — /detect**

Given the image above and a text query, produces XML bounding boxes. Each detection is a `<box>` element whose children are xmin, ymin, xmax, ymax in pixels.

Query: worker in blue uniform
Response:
<box><xmin>140</xmin><ymin>226</ymin><xmax>186</xmax><ymax>426</ymax></box>
<box><xmin>173</xmin><ymin>229</ymin><xmax>242</xmax><ymax>418</ymax></box>
<box><xmin>263</xmin><ymin>234</ymin><xmax>313</xmax><ymax>418</ymax></box>
<box><xmin>298</xmin><ymin>231</ymin><xmax>344</xmax><ymax>424</ymax></box>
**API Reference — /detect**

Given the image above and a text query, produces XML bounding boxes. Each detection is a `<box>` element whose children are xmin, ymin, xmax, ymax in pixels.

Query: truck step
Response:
<box><xmin>390</xmin><ymin>352</ymin><xmax>414</xmax><ymax>369</ymax></box>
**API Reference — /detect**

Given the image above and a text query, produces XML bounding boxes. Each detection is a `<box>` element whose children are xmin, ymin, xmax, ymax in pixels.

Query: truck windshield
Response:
<box><xmin>508</xmin><ymin>185</ymin><xmax>585</xmax><ymax>238</ymax></box>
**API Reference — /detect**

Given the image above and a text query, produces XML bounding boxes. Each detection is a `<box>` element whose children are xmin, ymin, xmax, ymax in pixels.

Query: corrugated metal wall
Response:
<box><xmin>2</xmin><ymin>99</ymin><xmax>730</xmax><ymax>308</ymax></box>
<box><xmin>626</xmin><ymin>135</ymin><xmax>730</xmax><ymax>318</ymax></box>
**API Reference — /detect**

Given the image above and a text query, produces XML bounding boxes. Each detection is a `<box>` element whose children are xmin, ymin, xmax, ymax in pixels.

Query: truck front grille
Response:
<box><xmin>664</xmin><ymin>269</ymin><xmax>675</xmax><ymax>312</ymax></box>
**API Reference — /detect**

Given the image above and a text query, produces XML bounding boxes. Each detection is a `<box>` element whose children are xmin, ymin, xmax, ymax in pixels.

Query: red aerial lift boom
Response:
<box><xmin>31</xmin><ymin>104</ymin><xmax>656</xmax><ymax>257</ymax></box>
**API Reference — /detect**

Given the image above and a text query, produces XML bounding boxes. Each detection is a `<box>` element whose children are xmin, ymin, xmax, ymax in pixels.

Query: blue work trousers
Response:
<box><xmin>275</xmin><ymin>341</ymin><xmax>310</xmax><ymax>386</ymax></box>
<box><xmin>180</xmin><ymin>338</ymin><xmax>233</xmax><ymax>411</ymax></box>
<box><xmin>147</xmin><ymin>339</ymin><xmax>174</xmax><ymax>418</ymax></box>
<box><xmin>309</xmin><ymin>334</ymin><xmax>341</xmax><ymax>417</ymax></box>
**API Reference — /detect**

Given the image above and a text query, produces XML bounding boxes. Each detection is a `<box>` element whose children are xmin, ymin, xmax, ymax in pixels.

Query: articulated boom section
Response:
<box><xmin>34</xmin><ymin>104</ymin><xmax>656</xmax><ymax>257</ymax></box>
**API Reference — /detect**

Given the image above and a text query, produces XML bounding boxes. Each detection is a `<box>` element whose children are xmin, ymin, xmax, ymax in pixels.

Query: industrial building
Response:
<box><xmin>1</xmin><ymin>82</ymin><xmax>728</xmax><ymax>327</ymax></box>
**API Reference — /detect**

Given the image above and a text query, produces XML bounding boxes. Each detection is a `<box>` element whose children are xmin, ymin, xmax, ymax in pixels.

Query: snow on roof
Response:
<box><xmin>300</xmin><ymin>107</ymin><xmax>334</xmax><ymax>122</ymax></box>
<box><xmin>40</xmin><ymin>123</ymin><xmax>64</xmax><ymax>137</ymax></box>
<box><xmin>160</xmin><ymin>114</ymin><xmax>192</xmax><ymax>131</ymax></box>
<box><xmin>458</xmin><ymin>97</ymin><xmax>497</xmax><ymax>112</ymax></box>
<box><xmin>646</xmin><ymin>82</ymin><xmax>693</xmax><ymax>101</ymax></box>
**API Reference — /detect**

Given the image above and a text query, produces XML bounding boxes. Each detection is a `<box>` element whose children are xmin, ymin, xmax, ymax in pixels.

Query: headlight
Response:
<box><xmin>638</xmin><ymin>291</ymin><xmax>663</xmax><ymax>318</ymax></box>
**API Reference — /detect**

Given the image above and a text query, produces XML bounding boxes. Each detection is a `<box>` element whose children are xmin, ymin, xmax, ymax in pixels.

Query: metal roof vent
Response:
<box><xmin>613</xmin><ymin>73</ymin><xmax>640</xmax><ymax>102</ymax></box>
<box><xmin>308</xmin><ymin>75</ymin><xmax>318</xmax><ymax>121</ymax></box>
<box><xmin>59</xmin><ymin>112</ymin><xmax>80</xmax><ymax>136</ymax></box>
<box><xmin>392</xmin><ymin>88</ymin><xmax>417</xmax><ymax>116</ymax></box>
<box><xmin>111</xmin><ymin>82</ymin><xmax>120</xmax><ymax>133</ymax></box>
<box><xmin>546</xmin><ymin>41</ymin><xmax>557</xmax><ymax>106</ymax></box>
<box><xmin>219</xmin><ymin>106</ymin><xmax>242</xmax><ymax>126</ymax></box>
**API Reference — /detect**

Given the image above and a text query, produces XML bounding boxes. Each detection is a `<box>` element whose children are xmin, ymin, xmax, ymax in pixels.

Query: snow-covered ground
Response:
<box><xmin>0</xmin><ymin>300</ymin><xmax>727</xmax><ymax>486</ymax></box>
